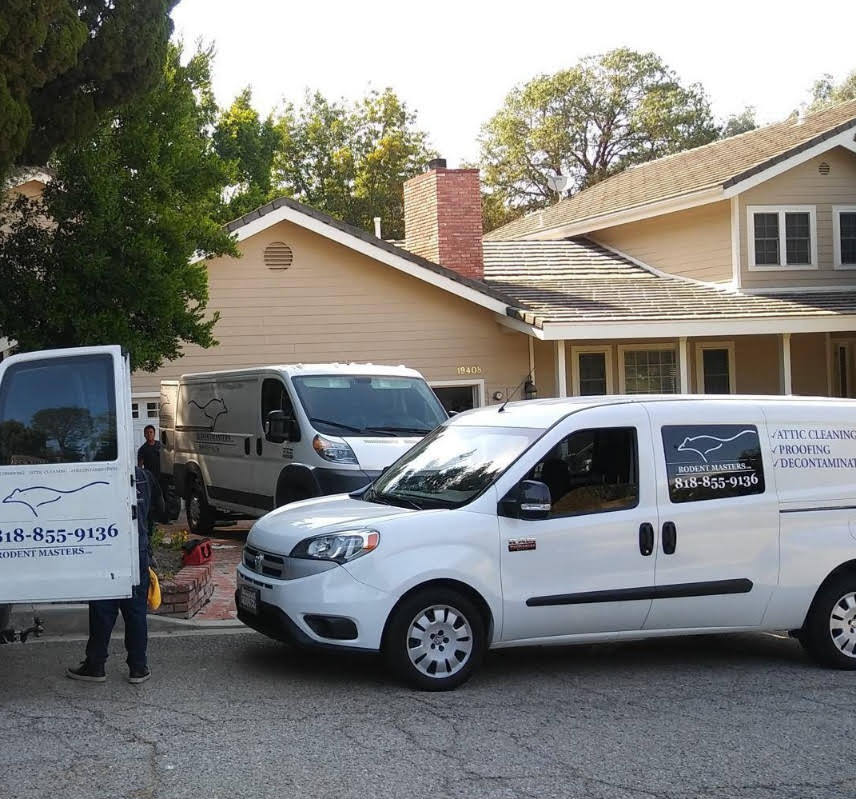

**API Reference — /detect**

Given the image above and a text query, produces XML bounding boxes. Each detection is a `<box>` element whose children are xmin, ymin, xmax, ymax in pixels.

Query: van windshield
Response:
<box><xmin>364</xmin><ymin>424</ymin><xmax>542</xmax><ymax>509</ymax></box>
<box><xmin>291</xmin><ymin>375</ymin><xmax>447</xmax><ymax>437</ymax></box>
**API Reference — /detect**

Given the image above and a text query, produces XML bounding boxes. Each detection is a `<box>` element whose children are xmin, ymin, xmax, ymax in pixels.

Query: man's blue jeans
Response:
<box><xmin>85</xmin><ymin>553</ymin><xmax>150</xmax><ymax>670</ymax></box>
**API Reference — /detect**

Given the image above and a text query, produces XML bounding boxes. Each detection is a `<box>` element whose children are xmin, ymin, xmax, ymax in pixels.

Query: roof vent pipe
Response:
<box><xmin>796</xmin><ymin>103</ymin><xmax>807</xmax><ymax>125</ymax></box>
<box><xmin>427</xmin><ymin>158</ymin><xmax>447</xmax><ymax>171</ymax></box>
<box><xmin>373</xmin><ymin>217</ymin><xmax>382</xmax><ymax>238</ymax></box>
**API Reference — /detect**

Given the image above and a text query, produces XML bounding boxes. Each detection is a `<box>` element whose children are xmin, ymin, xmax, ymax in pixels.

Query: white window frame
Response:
<box><xmin>746</xmin><ymin>205</ymin><xmax>818</xmax><ymax>270</ymax></box>
<box><xmin>833</xmin><ymin>206</ymin><xmax>856</xmax><ymax>270</ymax></box>
<box><xmin>694</xmin><ymin>342</ymin><xmax>736</xmax><ymax>394</ymax></box>
<box><xmin>571</xmin><ymin>345</ymin><xmax>613</xmax><ymax>396</ymax></box>
<box><xmin>618</xmin><ymin>343</ymin><xmax>678</xmax><ymax>395</ymax></box>
<box><xmin>429</xmin><ymin>378</ymin><xmax>485</xmax><ymax>407</ymax></box>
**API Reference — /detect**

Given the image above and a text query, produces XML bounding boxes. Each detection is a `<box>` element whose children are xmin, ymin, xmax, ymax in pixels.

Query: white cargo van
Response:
<box><xmin>162</xmin><ymin>363</ymin><xmax>447</xmax><ymax>535</ymax></box>
<box><xmin>236</xmin><ymin>395</ymin><xmax>856</xmax><ymax>690</ymax></box>
<box><xmin>0</xmin><ymin>346</ymin><xmax>139</xmax><ymax>604</ymax></box>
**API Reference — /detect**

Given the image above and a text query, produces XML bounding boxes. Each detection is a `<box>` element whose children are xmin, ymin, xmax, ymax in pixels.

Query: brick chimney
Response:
<box><xmin>403</xmin><ymin>159</ymin><xmax>484</xmax><ymax>281</ymax></box>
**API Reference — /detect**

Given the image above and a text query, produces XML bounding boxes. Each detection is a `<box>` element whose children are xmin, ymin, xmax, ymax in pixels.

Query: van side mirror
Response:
<box><xmin>498</xmin><ymin>480</ymin><xmax>552</xmax><ymax>521</ymax></box>
<box><xmin>265</xmin><ymin>410</ymin><xmax>300</xmax><ymax>443</ymax></box>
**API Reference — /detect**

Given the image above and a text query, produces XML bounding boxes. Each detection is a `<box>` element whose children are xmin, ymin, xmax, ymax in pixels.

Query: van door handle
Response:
<box><xmin>662</xmin><ymin>521</ymin><xmax>677</xmax><ymax>555</ymax></box>
<box><xmin>256</xmin><ymin>437</ymin><xmax>263</xmax><ymax>456</ymax></box>
<box><xmin>639</xmin><ymin>522</ymin><xmax>654</xmax><ymax>556</ymax></box>
<box><xmin>244</xmin><ymin>438</ymin><xmax>250</xmax><ymax>455</ymax></box>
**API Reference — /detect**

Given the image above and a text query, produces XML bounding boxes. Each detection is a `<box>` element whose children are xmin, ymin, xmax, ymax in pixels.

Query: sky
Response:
<box><xmin>171</xmin><ymin>0</ymin><xmax>856</xmax><ymax>167</ymax></box>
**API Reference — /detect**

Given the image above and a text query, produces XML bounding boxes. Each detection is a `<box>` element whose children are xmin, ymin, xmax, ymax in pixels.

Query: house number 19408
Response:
<box><xmin>456</xmin><ymin>365</ymin><xmax>482</xmax><ymax>375</ymax></box>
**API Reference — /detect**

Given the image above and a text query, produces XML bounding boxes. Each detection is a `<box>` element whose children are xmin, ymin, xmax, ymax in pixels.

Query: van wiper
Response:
<box><xmin>363</xmin><ymin>426</ymin><xmax>433</xmax><ymax>435</ymax></box>
<box><xmin>307</xmin><ymin>417</ymin><xmax>362</xmax><ymax>433</ymax></box>
<box><xmin>364</xmin><ymin>488</ymin><xmax>422</xmax><ymax>511</ymax></box>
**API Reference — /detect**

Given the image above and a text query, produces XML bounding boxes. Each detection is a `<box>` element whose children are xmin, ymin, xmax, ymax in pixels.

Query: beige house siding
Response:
<box><xmin>132</xmin><ymin>220</ymin><xmax>530</xmax><ymax>401</ymax></box>
<box><xmin>790</xmin><ymin>333</ymin><xmax>829</xmax><ymax>396</ymax></box>
<box><xmin>590</xmin><ymin>201</ymin><xmax>732</xmax><ymax>283</ymax></box>
<box><xmin>739</xmin><ymin>148</ymin><xmax>856</xmax><ymax>289</ymax></box>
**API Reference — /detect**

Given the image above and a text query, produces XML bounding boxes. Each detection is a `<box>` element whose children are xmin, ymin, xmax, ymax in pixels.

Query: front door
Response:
<box><xmin>643</xmin><ymin>402</ymin><xmax>778</xmax><ymax>630</ymax></box>
<box><xmin>498</xmin><ymin>405</ymin><xmax>658</xmax><ymax>641</ymax></box>
<box><xmin>0</xmin><ymin>346</ymin><xmax>137</xmax><ymax>602</ymax></box>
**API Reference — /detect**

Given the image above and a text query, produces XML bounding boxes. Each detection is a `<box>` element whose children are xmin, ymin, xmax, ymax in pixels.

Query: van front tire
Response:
<box><xmin>186</xmin><ymin>477</ymin><xmax>216</xmax><ymax>536</ymax></box>
<box><xmin>801</xmin><ymin>574</ymin><xmax>856</xmax><ymax>669</ymax></box>
<box><xmin>384</xmin><ymin>588</ymin><xmax>485</xmax><ymax>691</ymax></box>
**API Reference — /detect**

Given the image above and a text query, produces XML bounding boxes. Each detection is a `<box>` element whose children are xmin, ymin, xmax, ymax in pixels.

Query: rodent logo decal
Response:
<box><xmin>2</xmin><ymin>481</ymin><xmax>110</xmax><ymax>518</ymax></box>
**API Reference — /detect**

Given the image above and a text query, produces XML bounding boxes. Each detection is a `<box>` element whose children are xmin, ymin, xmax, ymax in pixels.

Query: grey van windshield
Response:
<box><xmin>291</xmin><ymin>375</ymin><xmax>447</xmax><ymax>437</ymax></box>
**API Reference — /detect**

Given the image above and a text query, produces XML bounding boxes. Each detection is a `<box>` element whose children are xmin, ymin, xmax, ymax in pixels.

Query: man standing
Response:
<box><xmin>67</xmin><ymin>466</ymin><xmax>163</xmax><ymax>684</ymax></box>
<box><xmin>137</xmin><ymin>424</ymin><xmax>161</xmax><ymax>477</ymax></box>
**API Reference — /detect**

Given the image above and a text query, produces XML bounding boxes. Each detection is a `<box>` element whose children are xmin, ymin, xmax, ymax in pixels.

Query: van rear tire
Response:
<box><xmin>800</xmin><ymin>574</ymin><xmax>856</xmax><ymax>669</ymax></box>
<box><xmin>186</xmin><ymin>476</ymin><xmax>216</xmax><ymax>536</ymax></box>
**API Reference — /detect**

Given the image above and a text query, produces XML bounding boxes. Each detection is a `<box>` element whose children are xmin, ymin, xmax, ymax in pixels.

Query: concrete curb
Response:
<box><xmin>9</xmin><ymin>603</ymin><xmax>245</xmax><ymax>638</ymax></box>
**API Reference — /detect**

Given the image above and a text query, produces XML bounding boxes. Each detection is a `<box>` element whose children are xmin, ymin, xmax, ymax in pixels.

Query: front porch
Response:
<box><xmin>530</xmin><ymin>332</ymin><xmax>856</xmax><ymax>399</ymax></box>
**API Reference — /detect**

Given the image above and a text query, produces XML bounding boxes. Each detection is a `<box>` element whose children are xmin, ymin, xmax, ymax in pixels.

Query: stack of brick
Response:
<box><xmin>151</xmin><ymin>563</ymin><xmax>213</xmax><ymax>619</ymax></box>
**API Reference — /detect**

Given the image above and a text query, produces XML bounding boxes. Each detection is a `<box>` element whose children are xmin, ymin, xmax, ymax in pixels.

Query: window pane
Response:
<box><xmin>624</xmin><ymin>350</ymin><xmax>677</xmax><ymax>394</ymax></box>
<box><xmin>841</xmin><ymin>212</ymin><xmax>856</xmax><ymax>265</ymax></box>
<box><xmin>702</xmin><ymin>349</ymin><xmax>730</xmax><ymax>394</ymax></box>
<box><xmin>535</xmin><ymin>427</ymin><xmax>638</xmax><ymax>516</ymax></box>
<box><xmin>753</xmin><ymin>213</ymin><xmax>780</xmax><ymax>265</ymax></box>
<box><xmin>662</xmin><ymin>424</ymin><xmax>765</xmax><ymax>503</ymax></box>
<box><xmin>785</xmin><ymin>212</ymin><xmax>811</xmax><ymax>265</ymax></box>
<box><xmin>578</xmin><ymin>352</ymin><xmax>607</xmax><ymax>396</ymax></box>
<box><xmin>0</xmin><ymin>354</ymin><xmax>117</xmax><ymax>465</ymax></box>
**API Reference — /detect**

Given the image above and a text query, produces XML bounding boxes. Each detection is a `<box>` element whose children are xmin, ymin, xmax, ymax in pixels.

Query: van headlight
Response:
<box><xmin>290</xmin><ymin>530</ymin><xmax>380</xmax><ymax>564</ymax></box>
<box><xmin>312</xmin><ymin>434</ymin><xmax>358</xmax><ymax>464</ymax></box>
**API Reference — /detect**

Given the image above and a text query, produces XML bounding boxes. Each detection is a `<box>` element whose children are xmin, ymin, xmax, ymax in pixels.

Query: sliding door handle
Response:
<box><xmin>662</xmin><ymin>521</ymin><xmax>677</xmax><ymax>555</ymax></box>
<box><xmin>639</xmin><ymin>522</ymin><xmax>654</xmax><ymax>556</ymax></box>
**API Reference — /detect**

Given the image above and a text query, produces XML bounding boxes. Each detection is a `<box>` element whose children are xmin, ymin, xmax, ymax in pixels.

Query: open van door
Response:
<box><xmin>0</xmin><ymin>346</ymin><xmax>137</xmax><ymax>602</ymax></box>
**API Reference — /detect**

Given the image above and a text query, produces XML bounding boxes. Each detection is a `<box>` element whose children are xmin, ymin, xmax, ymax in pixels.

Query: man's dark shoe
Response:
<box><xmin>67</xmin><ymin>661</ymin><xmax>106</xmax><ymax>682</ymax></box>
<box><xmin>128</xmin><ymin>665</ymin><xmax>151</xmax><ymax>684</ymax></box>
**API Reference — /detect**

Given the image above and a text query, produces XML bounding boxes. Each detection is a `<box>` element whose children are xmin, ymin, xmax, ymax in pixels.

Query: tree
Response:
<box><xmin>478</xmin><ymin>48</ymin><xmax>719</xmax><ymax>220</ymax></box>
<box><xmin>810</xmin><ymin>71</ymin><xmax>856</xmax><ymax>110</ymax></box>
<box><xmin>0</xmin><ymin>44</ymin><xmax>236</xmax><ymax>372</ymax></box>
<box><xmin>272</xmin><ymin>88</ymin><xmax>436</xmax><ymax>239</ymax></box>
<box><xmin>720</xmin><ymin>106</ymin><xmax>758</xmax><ymax>138</ymax></box>
<box><xmin>0</xmin><ymin>1</ymin><xmax>176</xmax><ymax>186</ymax></box>
<box><xmin>213</xmin><ymin>88</ymin><xmax>280</xmax><ymax>222</ymax></box>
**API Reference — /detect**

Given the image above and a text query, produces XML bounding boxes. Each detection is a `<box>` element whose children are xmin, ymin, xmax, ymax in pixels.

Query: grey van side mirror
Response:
<box><xmin>498</xmin><ymin>480</ymin><xmax>552</xmax><ymax>521</ymax></box>
<box><xmin>265</xmin><ymin>410</ymin><xmax>300</xmax><ymax>443</ymax></box>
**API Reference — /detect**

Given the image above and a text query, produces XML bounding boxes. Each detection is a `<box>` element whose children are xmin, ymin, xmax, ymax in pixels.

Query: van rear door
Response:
<box><xmin>0</xmin><ymin>346</ymin><xmax>137</xmax><ymax>602</ymax></box>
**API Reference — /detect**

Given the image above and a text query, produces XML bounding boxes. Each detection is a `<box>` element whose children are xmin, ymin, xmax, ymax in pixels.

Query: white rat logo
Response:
<box><xmin>677</xmin><ymin>430</ymin><xmax>756</xmax><ymax>463</ymax></box>
<box><xmin>188</xmin><ymin>397</ymin><xmax>228</xmax><ymax>429</ymax></box>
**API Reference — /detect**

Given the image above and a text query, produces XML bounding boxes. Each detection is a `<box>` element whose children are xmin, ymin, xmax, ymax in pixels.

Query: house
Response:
<box><xmin>6</xmin><ymin>102</ymin><xmax>856</xmax><ymax>434</ymax></box>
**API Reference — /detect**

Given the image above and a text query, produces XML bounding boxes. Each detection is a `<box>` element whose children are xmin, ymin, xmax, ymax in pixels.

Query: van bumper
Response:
<box><xmin>315</xmin><ymin>468</ymin><xmax>379</xmax><ymax>496</ymax></box>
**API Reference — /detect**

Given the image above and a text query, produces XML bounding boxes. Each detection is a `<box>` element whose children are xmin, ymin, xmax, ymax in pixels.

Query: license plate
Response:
<box><xmin>239</xmin><ymin>585</ymin><xmax>259</xmax><ymax>614</ymax></box>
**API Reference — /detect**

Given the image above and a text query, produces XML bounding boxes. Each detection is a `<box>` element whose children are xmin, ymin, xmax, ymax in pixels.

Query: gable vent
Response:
<box><xmin>818</xmin><ymin>161</ymin><xmax>831</xmax><ymax>175</ymax></box>
<box><xmin>264</xmin><ymin>242</ymin><xmax>293</xmax><ymax>269</ymax></box>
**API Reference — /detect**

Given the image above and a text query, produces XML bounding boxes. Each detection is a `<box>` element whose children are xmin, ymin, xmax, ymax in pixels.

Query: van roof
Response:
<box><xmin>449</xmin><ymin>394</ymin><xmax>856</xmax><ymax>430</ymax></box>
<box><xmin>179</xmin><ymin>362</ymin><xmax>426</xmax><ymax>381</ymax></box>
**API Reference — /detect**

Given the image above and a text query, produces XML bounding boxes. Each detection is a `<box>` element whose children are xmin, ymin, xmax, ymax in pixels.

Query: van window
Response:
<box><xmin>0</xmin><ymin>354</ymin><xmax>117</xmax><ymax>465</ymax></box>
<box><xmin>532</xmin><ymin>427</ymin><xmax>638</xmax><ymax>516</ymax></box>
<box><xmin>291</xmin><ymin>375</ymin><xmax>446</xmax><ymax>436</ymax></box>
<box><xmin>661</xmin><ymin>424</ymin><xmax>764</xmax><ymax>503</ymax></box>
<box><xmin>261</xmin><ymin>378</ymin><xmax>294</xmax><ymax>423</ymax></box>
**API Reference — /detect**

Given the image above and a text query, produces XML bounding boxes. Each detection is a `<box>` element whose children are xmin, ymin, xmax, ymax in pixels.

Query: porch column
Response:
<box><xmin>528</xmin><ymin>336</ymin><xmax>536</xmax><ymax>386</ymax></box>
<box><xmin>556</xmin><ymin>340</ymin><xmax>567</xmax><ymax>398</ymax></box>
<box><xmin>678</xmin><ymin>336</ymin><xmax>689</xmax><ymax>393</ymax></box>
<box><xmin>780</xmin><ymin>333</ymin><xmax>792</xmax><ymax>395</ymax></box>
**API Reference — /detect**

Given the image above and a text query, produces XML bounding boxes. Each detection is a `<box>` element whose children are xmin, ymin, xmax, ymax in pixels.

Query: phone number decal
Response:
<box><xmin>0</xmin><ymin>524</ymin><xmax>120</xmax><ymax>546</ymax></box>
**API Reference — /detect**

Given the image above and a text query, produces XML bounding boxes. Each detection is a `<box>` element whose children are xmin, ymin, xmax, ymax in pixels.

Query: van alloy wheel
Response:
<box><xmin>828</xmin><ymin>591</ymin><xmax>856</xmax><ymax>658</ymax></box>
<box><xmin>186</xmin><ymin>478</ymin><xmax>216</xmax><ymax>536</ymax></box>
<box><xmin>406</xmin><ymin>604</ymin><xmax>474</xmax><ymax>678</ymax></box>
<box><xmin>384</xmin><ymin>588</ymin><xmax>486</xmax><ymax>691</ymax></box>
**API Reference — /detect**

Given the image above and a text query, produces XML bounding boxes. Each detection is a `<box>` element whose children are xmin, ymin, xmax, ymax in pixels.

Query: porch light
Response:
<box><xmin>524</xmin><ymin>379</ymin><xmax>538</xmax><ymax>400</ymax></box>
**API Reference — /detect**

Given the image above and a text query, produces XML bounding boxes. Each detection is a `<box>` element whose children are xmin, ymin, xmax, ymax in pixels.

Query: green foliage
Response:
<box><xmin>219</xmin><ymin>87</ymin><xmax>436</xmax><ymax>238</ymax></box>
<box><xmin>0</xmin><ymin>0</ymin><xmax>176</xmax><ymax>185</ymax></box>
<box><xmin>810</xmin><ymin>71</ymin><xmax>856</xmax><ymax>110</ymax></box>
<box><xmin>0</xmin><ymin>44</ymin><xmax>236</xmax><ymax>372</ymax></box>
<box><xmin>478</xmin><ymin>48</ymin><xmax>720</xmax><ymax>222</ymax></box>
<box><xmin>213</xmin><ymin>88</ymin><xmax>280</xmax><ymax>221</ymax></box>
<box><xmin>720</xmin><ymin>107</ymin><xmax>758</xmax><ymax>138</ymax></box>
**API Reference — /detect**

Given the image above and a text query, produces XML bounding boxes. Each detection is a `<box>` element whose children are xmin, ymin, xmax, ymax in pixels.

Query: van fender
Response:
<box><xmin>275</xmin><ymin>464</ymin><xmax>321</xmax><ymax>507</ymax></box>
<box><xmin>798</xmin><ymin>559</ymin><xmax>856</xmax><ymax>632</ymax></box>
<box><xmin>179</xmin><ymin>462</ymin><xmax>206</xmax><ymax>499</ymax></box>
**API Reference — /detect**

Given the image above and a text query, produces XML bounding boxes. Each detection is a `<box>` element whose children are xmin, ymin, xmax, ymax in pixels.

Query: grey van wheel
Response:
<box><xmin>801</xmin><ymin>574</ymin><xmax>856</xmax><ymax>669</ymax></box>
<box><xmin>384</xmin><ymin>588</ymin><xmax>485</xmax><ymax>691</ymax></box>
<box><xmin>186</xmin><ymin>477</ymin><xmax>216</xmax><ymax>536</ymax></box>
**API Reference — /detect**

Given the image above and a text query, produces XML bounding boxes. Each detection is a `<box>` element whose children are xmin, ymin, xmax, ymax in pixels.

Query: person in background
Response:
<box><xmin>66</xmin><ymin>465</ymin><xmax>163</xmax><ymax>684</ymax></box>
<box><xmin>137</xmin><ymin>424</ymin><xmax>162</xmax><ymax>533</ymax></box>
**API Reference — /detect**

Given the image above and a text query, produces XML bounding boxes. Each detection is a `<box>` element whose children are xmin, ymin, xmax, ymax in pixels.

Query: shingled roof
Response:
<box><xmin>486</xmin><ymin>99</ymin><xmax>856</xmax><ymax>241</ymax></box>
<box><xmin>483</xmin><ymin>240</ymin><xmax>856</xmax><ymax>328</ymax></box>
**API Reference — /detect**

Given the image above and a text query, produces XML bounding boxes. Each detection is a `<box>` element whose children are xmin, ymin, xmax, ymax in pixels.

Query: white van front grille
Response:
<box><xmin>243</xmin><ymin>545</ymin><xmax>286</xmax><ymax>579</ymax></box>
